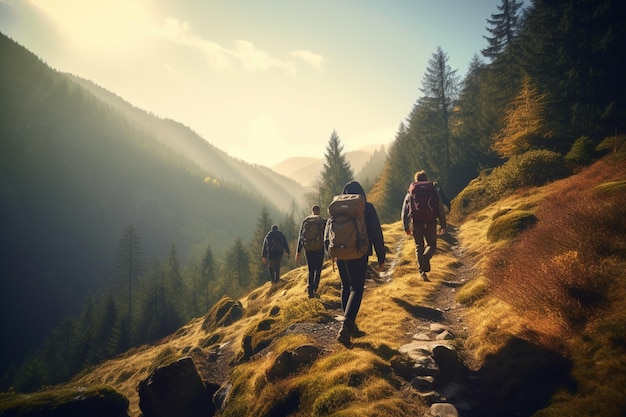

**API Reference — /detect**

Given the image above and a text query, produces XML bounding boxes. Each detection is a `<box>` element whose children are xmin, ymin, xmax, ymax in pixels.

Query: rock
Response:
<box><xmin>432</xmin><ymin>345</ymin><xmax>466</xmax><ymax>378</ymax></box>
<box><xmin>436</xmin><ymin>330</ymin><xmax>454</xmax><ymax>340</ymax></box>
<box><xmin>429</xmin><ymin>323</ymin><xmax>449</xmax><ymax>333</ymax></box>
<box><xmin>266</xmin><ymin>345</ymin><xmax>323</xmax><ymax>381</ymax></box>
<box><xmin>213</xmin><ymin>382</ymin><xmax>232</xmax><ymax>412</ymax></box>
<box><xmin>414</xmin><ymin>333</ymin><xmax>432</xmax><ymax>341</ymax></box>
<box><xmin>137</xmin><ymin>356</ymin><xmax>215</xmax><ymax>417</ymax></box>
<box><xmin>410</xmin><ymin>375</ymin><xmax>435</xmax><ymax>392</ymax></box>
<box><xmin>430</xmin><ymin>402</ymin><xmax>459</xmax><ymax>417</ymax></box>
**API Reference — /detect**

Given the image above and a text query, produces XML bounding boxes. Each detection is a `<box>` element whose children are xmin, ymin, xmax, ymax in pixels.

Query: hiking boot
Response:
<box><xmin>336</xmin><ymin>322</ymin><xmax>351</xmax><ymax>346</ymax></box>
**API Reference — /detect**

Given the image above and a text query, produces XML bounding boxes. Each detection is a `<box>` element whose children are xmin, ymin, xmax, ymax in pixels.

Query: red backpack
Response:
<box><xmin>408</xmin><ymin>181</ymin><xmax>438</xmax><ymax>222</ymax></box>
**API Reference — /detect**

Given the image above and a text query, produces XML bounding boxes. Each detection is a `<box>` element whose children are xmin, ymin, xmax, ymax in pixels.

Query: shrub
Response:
<box><xmin>565</xmin><ymin>136</ymin><xmax>597</xmax><ymax>167</ymax></box>
<box><xmin>486</xmin><ymin>210</ymin><xmax>537</xmax><ymax>242</ymax></box>
<box><xmin>451</xmin><ymin>150</ymin><xmax>570</xmax><ymax>221</ymax></box>
<box><xmin>489</xmin><ymin>150</ymin><xmax>570</xmax><ymax>196</ymax></box>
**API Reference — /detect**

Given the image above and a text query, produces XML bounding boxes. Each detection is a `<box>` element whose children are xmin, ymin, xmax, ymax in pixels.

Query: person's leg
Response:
<box><xmin>422</xmin><ymin>221</ymin><xmax>438</xmax><ymax>270</ymax></box>
<box><xmin>268</xmin><ymin>257</ymin><xmax>280</xmax><ymax>282</ymax></box>
<box><xmin>310</xmin><ymin>249</ymin><xmax>324</xmax><ymax>291</ymax></box>
<box><xmin>274</xmin><ymin>255</ymin><xmax>282</xmax><ymax>282</ymax></box>
<box><xmin>413</xmin><ymin>222</ymin><xmax>427</xmax><ymax>272</ymax></box>
<box><xmin>343</xmin><ymin>256</ymin><xmax>368</xmax><ymax>322</ymax></box>
<box><xmin>337</xmin><ymin>259</ymin><xmax>351</xmax><ymax>312</ymax></box>
<box><xmin>305</xmin><ymin>251</ymin><xmax>317</xmax><ymax>295</ymax></box>
<box><xmin>336</xmin><ymin>256</ymin><xmax>367</xmax><ymax>345</ymax></box>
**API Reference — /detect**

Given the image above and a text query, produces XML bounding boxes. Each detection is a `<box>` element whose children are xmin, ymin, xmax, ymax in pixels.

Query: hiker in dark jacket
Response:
<box><xmin>326</xmin><ymin>180</ymin><xmax>386</xmax><ymax>346</ymax></box>
<box><xmin>401</xmin><ymin>170</ymin><xmax>447</xmax><ymax>281</ymax></box>
<box><xmin>262</xmin><ymin>225</ymin><xmax>290</xmax><ymax>283</ymax></box>
<box><xmin>296</xmin><ymin>205</ymin><xmax>326</xmax><ymax>298</ymax></box>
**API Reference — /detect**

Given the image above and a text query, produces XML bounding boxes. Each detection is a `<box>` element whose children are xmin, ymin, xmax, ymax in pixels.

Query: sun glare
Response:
<box><xmin>28</xmin><ymin>0</ymin><xmax>154</xmax><ymax>49</ymax></box>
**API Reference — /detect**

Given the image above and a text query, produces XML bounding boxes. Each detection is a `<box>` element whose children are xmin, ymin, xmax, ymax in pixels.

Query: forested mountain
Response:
<box><xmin>371</xmin><ymin>0</ymin><xmax>626</xmax><ymax>223</ymax></box>
<box><xmin>0</xmin><ymin>32</ymin><xmax>305</xmax><ymax>378</ymax></box>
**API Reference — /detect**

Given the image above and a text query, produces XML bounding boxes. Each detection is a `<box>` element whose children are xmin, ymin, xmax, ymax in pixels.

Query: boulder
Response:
<box><xmin>138</xmin><ymin>356</ymin><xmax>215</xmax><ymax>417</ymax></box>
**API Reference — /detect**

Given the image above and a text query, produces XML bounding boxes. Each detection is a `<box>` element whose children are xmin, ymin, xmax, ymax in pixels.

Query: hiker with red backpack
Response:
<box><xmin>296</xmin><ymin>205</ymin><xmax>326</xmax><ymax>298</ymax></box>
<box><xmin>325</xmin><ymin>181</ymin><xmax>386</xmax><ymax>346</ymax></box>
<box><xmin>262</xmin><ymin>224</ymin><xmax>290</xmax><ymax>284</ymax></box>
<box><xmin>401</xmin><ymin>170</ymin><xmax>447</xmax><ymax>281</ymax></box>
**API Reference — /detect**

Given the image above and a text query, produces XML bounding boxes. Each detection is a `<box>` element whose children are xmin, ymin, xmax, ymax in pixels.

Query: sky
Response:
<box><xmin>0</xmin><ymin>0</ymin><xmax>513</xmax><ymax>167</ymax></box>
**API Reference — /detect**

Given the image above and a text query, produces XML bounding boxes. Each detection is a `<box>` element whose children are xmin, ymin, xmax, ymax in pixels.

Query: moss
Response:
<box><xmin>486</xmin><ymin>210</ymin><xmax>537</xmax><ymax>242</ymax></box>
<box><xmin>311</xmin><ymin>385</ymin><xmax>355</xmax><ymax>417</ymax></box>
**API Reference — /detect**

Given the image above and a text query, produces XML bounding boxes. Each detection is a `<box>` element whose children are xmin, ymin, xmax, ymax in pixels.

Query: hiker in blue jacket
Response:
<box><xmin>326</xmin><ymin>181</ymin><xmax>386</xmax><ymax>346</ymax></box>
<box><xmin>262</xmin><ymin>225</ymin><xmax>290</xmax><ymax>284</ymax></box>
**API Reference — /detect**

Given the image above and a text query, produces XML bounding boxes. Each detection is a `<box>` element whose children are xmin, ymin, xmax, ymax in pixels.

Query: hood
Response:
<box><xmin>342</xmin><ymin>181</ymin><xmax>366</xmax><ymax>200</ymax></box>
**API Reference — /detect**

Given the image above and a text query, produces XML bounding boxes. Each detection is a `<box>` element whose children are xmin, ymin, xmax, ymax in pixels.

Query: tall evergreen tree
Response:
<box><xmin>224</xmin><ymin>238</ymin><xmax>251</xmax><ymax>290</ymax></box>
<box><xmin>482</xmin><ymin>0</ymin><xmax>524</xmax><ymax>61</ymax></box>
<box><xmin>249</xmin><ymin>207</ymin><xmax>273</xmax><ymax>285</ymax></box>
<box><xmin>113</xmin><ymin>225</ymin><xmax>142</xmax><ymax>338</ymax></box>
<box><xmin>199</xmin><ymin>244</ymin><xmax>215</xmax><ymax>312</ymax></box>
<box><xmin>417</xmin><ymin>46</ymin><xmax>459</xmax><ymax>186</ymax></box>
<box><xmin>318</xmin><ymin>130</ymin><xmax>354</xmax><ymax>210</ymax></box>
<box><xmin>451</xmin><ymin>55</ymin><xmax>502</xmax><ymax>190</ymax></box>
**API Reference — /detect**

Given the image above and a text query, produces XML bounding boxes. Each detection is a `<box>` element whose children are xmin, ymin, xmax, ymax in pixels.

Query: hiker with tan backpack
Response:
<box><xmin>325</xmin><ymin>181</ymin><xmax>386</xmax><ymax>346</ymax></box>
<box><xmin>296</xmin><ymin>205</ymin><xmax>326</xmax><ymax>298</ymax></box>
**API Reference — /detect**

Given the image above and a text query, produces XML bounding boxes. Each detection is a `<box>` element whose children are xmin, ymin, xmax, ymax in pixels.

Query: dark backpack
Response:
<box><xmin>327</xmin><ymin>194</ymin><xmax>369</xmax><ymax>260</ymax></box>
<box><xmin>267</xmin><ymin>232</ymin><xmax>283</xmax><ymax>255</ymax></box>
<box><xmin>302</xmin><ymin>215</ymin><xmax>324</xmax><ymax>251</ymax></box>
<box><xmin>408</xmin><ymin>181</ymin><xmax>439</xmax><ymax>222</ymax></box>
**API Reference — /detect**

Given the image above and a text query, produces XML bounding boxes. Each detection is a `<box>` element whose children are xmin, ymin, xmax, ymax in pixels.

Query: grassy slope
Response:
<box><xmin>2</xmin><ymin>155</ymin><xmax>625</xmax><ymax>416</ymax></box>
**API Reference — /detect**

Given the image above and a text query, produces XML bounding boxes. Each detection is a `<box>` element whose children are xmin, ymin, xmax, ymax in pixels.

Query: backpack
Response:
<box><xmin>326</xmin><ymin>194</ymin><xmax>369</xmax><ymax>260</ymax></box>
<box><xmin>408</xmin><ymin>181</ymin><xmax>439</xmax><ymax>222</ymax></box>
<box><xmin>267</xmin><ymin>232</ymin><xmax>283</xmax><ymax>255</ymax></box>
<box><xmin>302</xmin><ymin>215</ymin><xmax>324</xmax><ymax>251</ymax></box>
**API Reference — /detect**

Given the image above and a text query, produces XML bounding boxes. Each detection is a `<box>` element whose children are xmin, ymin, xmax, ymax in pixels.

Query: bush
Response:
<box><xmin>451</xmin><ymin>150</ymin><xmax>570</xmax><ymax>221</ymax></box>
<box><xmin>565</xmin><ymin>136</ymin><xmax>597</xmax><ymax>167</ymax></box>
<box><xmin>489</xmin><ymin>150</ymin><xmax>570</xmax><ymax>196</ymax></box>
<box><xmin>486</xmin><ymin>210</ymin><xmax>537</xmax><ymax>242</ymax></box>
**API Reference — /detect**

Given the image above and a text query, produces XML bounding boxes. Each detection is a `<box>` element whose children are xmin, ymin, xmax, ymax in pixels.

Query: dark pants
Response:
<box><xmin>412</xmin><ymin>220</ymin><xmax>438</xmax><ymax>272</ymax></box>
<box><xmin>267</xmin><ymin>255</ymin><xmax>283</xmax><ymax>283</ymax></box>
<box><xmin>306</xmin><ymin>249</ymin><xmax>324</xmax><ymax>293</ymax></box>
<box><xmin>336</xmin><ymin>255</ymin><xmax>368</xmax><ymax>322</ymax></box>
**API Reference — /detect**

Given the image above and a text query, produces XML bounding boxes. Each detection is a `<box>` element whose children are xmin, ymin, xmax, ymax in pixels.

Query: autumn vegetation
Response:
<box><xmin>2</xmin><ymin>0</ymin><xmax>626</xmax><ymax>415</ymax></box>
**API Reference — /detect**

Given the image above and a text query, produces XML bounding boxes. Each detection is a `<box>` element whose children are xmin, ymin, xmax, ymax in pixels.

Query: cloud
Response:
<box><xmin>159</xmin><ymin>18</ymin><xmax>305</xmax><ymax>76</ymax></box>
<box><xmin>290</xmin><ymin>50</ymin><xmax>325</xmax><ymax>70</ymax></box>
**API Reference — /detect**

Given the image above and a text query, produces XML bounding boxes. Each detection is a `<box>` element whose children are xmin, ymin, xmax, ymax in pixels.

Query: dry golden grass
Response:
<box><xmin>52</xmin><ymin>219</ymin><xmax>453</xmax><ymax>417</ymax></box>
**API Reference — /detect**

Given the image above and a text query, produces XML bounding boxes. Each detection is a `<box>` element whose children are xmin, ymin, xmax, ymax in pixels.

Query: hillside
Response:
<box><xmin>4</xmin><ymin>155</ymin><xmax>625</xmax><ymax>417</ymax></box>
<box><xmin>0</xmin><ymin>32</ymin><xmax>305</xmax><ymax>378</ymax></box>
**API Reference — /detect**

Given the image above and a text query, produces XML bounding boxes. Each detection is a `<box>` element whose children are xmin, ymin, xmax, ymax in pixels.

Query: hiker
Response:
<box><xmin>262</xmin><ymin>224</ymin><xmax>290</xmax><ymax>283</ymax></box>
<box><xmin>326</xmin><ymin>180</ymin><xmax>386</xmax><ymax>346</ymax></box>
<box><xmin>401</xmin><ymin>170</ymin><xmax>447</xmax><ymax>281</ymax></box>
<box><xmin>296</xmin><ymin>205</ymin><xmax>326</xmax><ymax>298</ymax></box>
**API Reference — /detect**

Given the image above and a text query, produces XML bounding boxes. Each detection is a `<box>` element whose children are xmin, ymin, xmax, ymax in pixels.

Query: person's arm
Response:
<box><xmin>261</xmin><ymin>235</ymin><xmax>268</xmax><ymax>263</ymax></box>
<box><xmin>437</xmin><ymin>193</ymin><xmax>447</xmax><ymax>234</ymax></box>
<box><xmin>401</xmin><ymin>194</ymin><xmax>411</xmax><ymax>234</ymax></box>
<box><xmin>282</xmin><ymin>233</ymin><xmax>290</xmax><ymax>255</ymax></box>
<box><xmin>366</xmin><ymin>204</ymin><xmax>386</xmax><ymax>269</ymax></box>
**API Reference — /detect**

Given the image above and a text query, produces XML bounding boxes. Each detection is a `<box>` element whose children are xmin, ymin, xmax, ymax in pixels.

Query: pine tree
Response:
<box><xmin>318</xmin><ymin>130</ymin><xmax>354</xmax><ymax>210</ymax></box>
<box><xmin>417</xmin><ymin>47</ymin><xmax>459</xmax><ymax>185</ymax></box>
<box><xmin>249</xmin><ymin>207</ymin><xmax>273</xmax><ymax>285</ymax></box>
<box><xmin>113</xmin><ymin>225</ymin><xmax>142</xmax><ymax>339</ymax></box>
<box><xmin>482</xmin><ymin>0</ymin><xmax>524</xmax><ymax>61</ymax></box>
<box><xmin>492</xmin><ymin>74</ymin><xmax>551</xmax><ymax>158</ymax></box>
